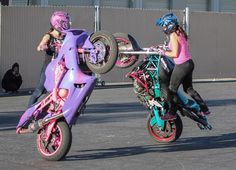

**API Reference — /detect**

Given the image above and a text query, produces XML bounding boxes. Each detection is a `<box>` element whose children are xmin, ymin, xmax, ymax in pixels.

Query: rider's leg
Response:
<box><xmin>28</xmin><ymin>66</ymin><xmax>47</xmax><ymax>107</ymax></box>
<box><xmin>166</xmin><ymin>88</ymin><xmax>179</xmax><ymax>115</ymax></box>
<box><xmin>183</xmin><ymin>81</ymin><xmax>210</xmax><ymax>114</ymax></box>
<box><xmin>185</xmin><ymin>87</ymin><xmax>209</xmax><ymax>114</ymax></box>
<box><xmin>162</xmin><ymin>60</ymin><xmax>197</xmax><ymax>120</ymax></box>
<box><xmin>162</xmin><ymin>65</ymin><xmax>187</xmax><ymax>120</ymax></box>
<box><xmin>182</xmin><ymin>60</ymin><xmax>210</xmax><ymax>115</ymax></box>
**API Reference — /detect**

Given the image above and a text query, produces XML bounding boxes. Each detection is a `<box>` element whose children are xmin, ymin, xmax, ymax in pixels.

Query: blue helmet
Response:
<box><xmin>156</xmin><ymin>13</ymin><xmax>178</xmax><ymax>34</ymax></box>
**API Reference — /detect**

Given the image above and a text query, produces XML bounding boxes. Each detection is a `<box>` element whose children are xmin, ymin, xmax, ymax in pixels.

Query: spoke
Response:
<box><xmin>47</xmin><ymin>144</ymin><xmax>55</xmax><ymax>153</ymax></box>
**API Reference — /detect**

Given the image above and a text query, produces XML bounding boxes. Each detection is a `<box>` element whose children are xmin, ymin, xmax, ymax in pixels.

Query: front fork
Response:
<box><xmin>149</xmin><ymin>106</ymin><xmax>166</xmax><ymax>131</ymax></box>
<box><xmin>44</xmin><ymin>120</ymin><xmax>57</xmax><ymax>142</ymax></box>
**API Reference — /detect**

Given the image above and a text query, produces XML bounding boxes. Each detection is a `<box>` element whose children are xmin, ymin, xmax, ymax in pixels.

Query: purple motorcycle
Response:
<box><xmin>16</xmin><ymin>29</ymin><xmax>117</xmax><ymax>161</ymax></box>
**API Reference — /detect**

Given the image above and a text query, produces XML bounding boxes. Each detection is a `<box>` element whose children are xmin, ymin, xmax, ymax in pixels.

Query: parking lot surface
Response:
<box><xmin>0</xmin><ymin>82</ymin><xmax>236</xmax><ymax>170</ymax></box>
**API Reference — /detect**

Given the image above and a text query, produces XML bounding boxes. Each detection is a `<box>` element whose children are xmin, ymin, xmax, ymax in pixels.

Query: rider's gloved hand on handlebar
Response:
<box><xmin>149</xmin><ymin>45</ymin><xmax>159</xmax><ymax>51</ymax></box>
<box><xmin>149</xmin><ymin>46</ymin><xmax>166</xmax><ymax>56</ymax></box>
<box><xmin>156</xmin><ymin>48</ymin><xmax>166</xmax><ymax>56</ymax></box>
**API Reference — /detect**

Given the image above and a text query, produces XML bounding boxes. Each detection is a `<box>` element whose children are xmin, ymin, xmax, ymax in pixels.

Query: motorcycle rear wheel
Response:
<box><xmin>87</xmin><ymin>30</ymin><xmax>118</xmax><ymax>74</ymax></box>
<box><xmin>113</xmin><ymin>32</ymin><xmax>139</xmax><ymax>68</ymax></box>
<box><xmin>147</xmin><ymin>113</ymin><xmax>183</xmax><ymax>143</ymax></box>
<box><xmin>36</xmin><ymin>120</ymin><xmax>72</xmax><ymax>161</ymax></box>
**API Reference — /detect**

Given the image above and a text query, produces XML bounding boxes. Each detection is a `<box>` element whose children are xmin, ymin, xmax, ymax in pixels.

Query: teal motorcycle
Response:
<box><xmin>114</xmin><ymin>33</ymin><xmax>212</xmax><ymax>143</ymax></box>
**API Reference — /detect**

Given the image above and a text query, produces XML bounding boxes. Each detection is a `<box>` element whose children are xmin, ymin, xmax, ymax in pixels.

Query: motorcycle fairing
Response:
<box><xmin>17</xmin><ymin>29</ymin><xmax>97</xmax><ymax>128</ymax></box>
<box><xmin>16</xmin><ymin>102</ymin><xmax>41</xmax><ymax>128</ymax></box>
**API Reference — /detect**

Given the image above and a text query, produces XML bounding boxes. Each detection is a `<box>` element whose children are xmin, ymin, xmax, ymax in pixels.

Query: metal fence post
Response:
<box><xmin>94</xmin><ymin>5</ymin><xmax>101</xmax><ymax>32</ymax></box>
<box><xmin>94</xmin><ymin>4</ymin><xmax>105</xmax><ymax>86</ymax></box>
<box><xmin>0</xmin><ymin>2</ymin><xmax>2</xmax><ymax>89</ymax></box>
<box><xmin>183</xmin><ymin>7</ymin><xmax>190</xmax><ymax>37</ymax></box>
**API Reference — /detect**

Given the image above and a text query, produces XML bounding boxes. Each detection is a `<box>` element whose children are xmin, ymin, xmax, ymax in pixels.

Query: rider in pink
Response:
<box><xmin>169</xmin><ymin>34</ymin><xmax>192</xmax><ymax>65</ymax></box>
<box><xmin>156</xmin><ymin>13</ymin><xmax>210</xmax><ymax>120</ymax></box>
<box><xmin>28</xmin><ymin>11</ymin><xmax>70</xmax><ymax>108</ymax></box>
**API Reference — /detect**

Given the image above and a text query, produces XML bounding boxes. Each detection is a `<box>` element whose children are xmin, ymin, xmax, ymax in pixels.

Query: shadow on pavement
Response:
<box><xmin>0</xmin><ymin>111</ymin><xmax>23</xmax><ymax>130</ymax></box>
<box><xmin>1</xmin><ymin>97</ymin><xmax>236</xmax><ymax>130</ymax></box>
<box><xmin>0</xmin><ymin>84</ymin><xmax>132</xmax><ymax>97</ymax></box>
<box><xmin>65</xmin><ymin>132</ymin><xmax>236</xmax><ymax>161</ymax></box>
<box><xmin>206</xmin><ymin>99</ymin><xmax>236</xmax><ymax>107</ymax></box>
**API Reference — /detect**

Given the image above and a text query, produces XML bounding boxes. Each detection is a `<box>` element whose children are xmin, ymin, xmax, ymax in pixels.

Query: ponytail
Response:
<box><xmin>176</xmin><ymin>25</ymin><xmax>188</xmax><ymax>40</ymax></box>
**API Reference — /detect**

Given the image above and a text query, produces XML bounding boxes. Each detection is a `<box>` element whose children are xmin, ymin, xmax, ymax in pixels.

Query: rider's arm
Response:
<box><xmin>37</xmin><ymin>34</ymin><xmax>50</xmax><ymax>51</ymax></box>
<box><xmin>164</xmin><ymin>33</ymin><xmax>179</xmax><ymax>58</ymax></box>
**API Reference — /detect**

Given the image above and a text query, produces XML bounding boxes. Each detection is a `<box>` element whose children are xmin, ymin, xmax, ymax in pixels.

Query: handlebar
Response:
<box><xmin>118</xmin><ymin>44</ymin><xmax>168</xmax><ymax>56</ymax></box>
<box><xmin>119</xmin><ymin>48</ymin><xmax>161</xmax><ymax>55</ymax></box>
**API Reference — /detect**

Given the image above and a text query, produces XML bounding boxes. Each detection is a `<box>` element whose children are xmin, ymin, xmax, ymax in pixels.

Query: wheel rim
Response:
<box><xmin>37</xmin><ymin>124</ymin><xmax>63</xmax><ymax>157</ymax></box>
<box><xmin>91</xmin><ymin>37</ymin><xmax>111</xmax><ymax>68</ymax></box>
<box><xmin>147</xmin><ymin>116</ymin><xmax>177</xmax><ymax>142</ymax></box>
<box><xmin>116</xmin><ymin>54</ymin><xmax>136</xmax><ymax>67</ymax></box>
<box><xmin>115</xmin><ymin>37</ymin><xmax>137</xmax><ymax>67</ymax></box>
<box><xmin>93</xmin><ymin>40</ymin><xmax>106</xmax><ymax>63</ymax></box>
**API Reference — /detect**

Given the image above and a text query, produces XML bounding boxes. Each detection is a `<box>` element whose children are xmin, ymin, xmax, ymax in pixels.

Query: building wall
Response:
<box><xmin>172</xmin><ymin>0</ymin><xmax>209</xmax><ymax>11</ymax></box>
<box><xmin>98</xmin><ymin>8</ymin><xmax>236</xmax><ymax>83</ymax></box>
<box><xmin>0</xmin><ymin>6</ymin><xmax>94</xmax><ymax>89</ymax></box>
<box><xmin>0</xmin><ymin>6</ymin><xmax>236</xmax><ymax>89</ymax></box>
<box><xmin>220</xmin><ymin>0</ymin><xmax>236</xmax><ymax>12</ymax></box>
<box><xmin>48</xmin><ymin>0</ymin><xmax>94</xmax><ymax>6</ymax></box>
<box><xmin>8</xmin><ymin>0</ymin><xmax>236</xmax><ymax>13</ymax></box>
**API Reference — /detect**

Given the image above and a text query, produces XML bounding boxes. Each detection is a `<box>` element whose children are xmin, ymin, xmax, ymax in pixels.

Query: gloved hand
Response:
<box><xmin>149</xmin><ymin>46</ymin><xmax>165</xmax><ymax>55</ymax></box>
<box><xmin>149</xmin><ymin>46</ymin><xmax>159</xmax><ymax>51</ymax></box>
<box><xmin>156</xmin><ymin>43</ymin><xmax>170</xmax><ymax>51</ymax></box>
<box><xmin>156</xmin><ymin>48</ymin><xmax>165</xmax><ymax>56</ymax></box>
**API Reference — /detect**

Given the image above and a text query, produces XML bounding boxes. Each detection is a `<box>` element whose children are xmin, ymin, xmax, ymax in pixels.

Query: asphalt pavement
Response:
<box><xmin>0</xmin><ymin>82</ymin><xmax>236</xmax><ymax>170</ymax></box>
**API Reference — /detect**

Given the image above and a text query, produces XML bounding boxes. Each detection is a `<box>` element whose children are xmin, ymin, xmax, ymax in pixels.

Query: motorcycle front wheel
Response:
<box><xmin>36</xmin><ymin>120</ymin><xmax>72</xmax><ymax>161</ymax></box>
<box><xmin>146</xmin><ymin>113</ymin><xmax>183</xmax><ymax>143</ymax></box>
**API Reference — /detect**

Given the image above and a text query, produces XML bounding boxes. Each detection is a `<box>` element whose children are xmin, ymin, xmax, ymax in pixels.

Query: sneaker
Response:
<box><xmin>160</xmin><ymin>113</ymin><xmax>177</xmax><ymax>121</ymax></box>
<box><xmin>201</xmin><ymin>110</ymin><xmax>211</xmax><ymax>116</ymax></box>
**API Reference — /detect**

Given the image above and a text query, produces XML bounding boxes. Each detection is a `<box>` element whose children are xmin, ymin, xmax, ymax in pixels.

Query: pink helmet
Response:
<box><xmin>50</xmin><ymin>11</ymin><xmax>71</xmax><ymax>32</ymax></box>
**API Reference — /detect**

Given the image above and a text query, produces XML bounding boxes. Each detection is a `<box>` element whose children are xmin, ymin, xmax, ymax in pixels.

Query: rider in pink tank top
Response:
<box><xmin>156</xmin><ymin>12</ymin><xmax>210</xmax><ymax>121</ymax></box>
<box><xmin>168</xmin><ymin>33</ymin><xmax>192</xmax><ymax>65</ymax></box>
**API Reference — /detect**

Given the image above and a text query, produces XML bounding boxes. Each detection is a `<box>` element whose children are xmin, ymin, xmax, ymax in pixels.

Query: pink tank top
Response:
<box><xmin>168</xmin><ymin>33</ymin><xmax>192</xmax><ymax>65</ymax></box>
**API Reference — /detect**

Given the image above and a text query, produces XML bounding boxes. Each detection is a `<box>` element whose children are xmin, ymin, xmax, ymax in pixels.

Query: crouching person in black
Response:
<box><xmin>1</xmin><ymin>62</ymin><xmax>23</xmax><ymax>93</ymax></box>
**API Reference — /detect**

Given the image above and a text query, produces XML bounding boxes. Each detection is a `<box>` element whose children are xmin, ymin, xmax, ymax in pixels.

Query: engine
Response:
<box><xmin>132</xmin><ymin>70</ymin><xmax>154</xmax><ymax>108</ymax></box>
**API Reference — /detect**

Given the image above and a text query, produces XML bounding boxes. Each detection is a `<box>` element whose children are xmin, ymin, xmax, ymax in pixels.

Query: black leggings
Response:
<box><xmin>167</xmin><ymin>59</ymin><xmax>209</xmax><ymax>114</ymax></box>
